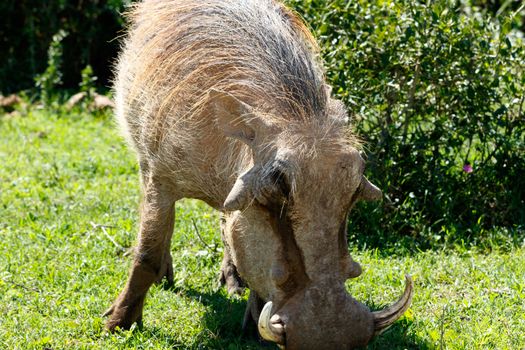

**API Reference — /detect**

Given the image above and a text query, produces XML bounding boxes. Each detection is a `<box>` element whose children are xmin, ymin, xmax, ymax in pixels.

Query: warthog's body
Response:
<box><xmin>106</xmin><ymin>0</ymin><xmax>413</xmax><ymax>348</ymax></box>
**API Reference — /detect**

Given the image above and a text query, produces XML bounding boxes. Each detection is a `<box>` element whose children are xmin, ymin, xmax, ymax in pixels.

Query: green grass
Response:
<box><xmin>0</xmin><ymin>107</ymin><xmax>524</xmax><ymax>349</ymax></box>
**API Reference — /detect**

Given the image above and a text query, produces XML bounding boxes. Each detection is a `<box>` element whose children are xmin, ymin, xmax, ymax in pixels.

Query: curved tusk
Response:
<box><xmin>258</xmin><ymin>301</ymin><xmax>285</xmax><ymax>344</ymax></box>
<box><xmin>373</xmin><ymin>275</ymin><xmax>414</xmax><ymax>336</ymax></box>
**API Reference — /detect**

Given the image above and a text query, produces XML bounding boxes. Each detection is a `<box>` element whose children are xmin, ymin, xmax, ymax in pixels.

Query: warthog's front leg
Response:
<box><xmin>218</xmin><ymin>214</ymin><xmax>245</xmax><ymax>296</ymax></box>
<box><xmin>242</xmin><ymin>289</ymin><xmax>264</xmax><ymax>334</ymax></box>
<box><xmin>105</xmin><ymin>175</ymin><xmax>176</xmax><ymax>331</ymax></box>
<box><xmin>219</xmin><ymin>249</ymin><xmax>245</xmax><ymax>296</ymax></box>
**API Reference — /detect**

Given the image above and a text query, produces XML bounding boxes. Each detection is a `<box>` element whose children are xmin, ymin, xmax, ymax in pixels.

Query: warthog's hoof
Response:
<box><xmin>219</xmin><ymin>260</ymin><xmax>245</xmax><ymax>296</ymax></box>
<box><xmin>103</xmin><ymin>299</ymin><xmax>144</xmax><ymax>331</ymax></box>
<box><xmin>156</xmin><ymin>252</ymin><xmax>174</xmax><ymax>285</ymax></box>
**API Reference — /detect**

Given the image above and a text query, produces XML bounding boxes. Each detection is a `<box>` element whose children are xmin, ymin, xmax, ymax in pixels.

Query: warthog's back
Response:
<box><xmin>114</xmin><ymin>0</ymin><xmax>328</xmax><ymax>201</ymax></box>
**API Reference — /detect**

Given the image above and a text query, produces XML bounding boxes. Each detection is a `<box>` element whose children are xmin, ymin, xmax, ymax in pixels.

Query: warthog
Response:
<box><xmin>105</xmin><ymin>0</ymin><xmax>414</xmax><ymax>348</ymax></box>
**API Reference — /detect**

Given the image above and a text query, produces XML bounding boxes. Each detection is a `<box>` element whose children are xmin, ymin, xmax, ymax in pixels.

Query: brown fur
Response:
<box><xmin>107</xmin><ymin>1</ymin><xmax>411</xmax><ymax>348</ymax></box>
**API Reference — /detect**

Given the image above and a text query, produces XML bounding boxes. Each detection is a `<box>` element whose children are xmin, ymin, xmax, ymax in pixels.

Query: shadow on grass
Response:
<box><xmin>158</xmin><ymin>284</ymin><xmax>431</xmax><ymax>350</ymax></box>
<box><xmin>161</xmin><ymin>283</ymin><xmax>273</xmax><ymax>349</ymax></box>
<box><xmin>365</xmin><ymin>320</ymin><xmax>432</xmax><ymax>350</ymax></box>
<box><xmin>363</xmin><ymin>301</ymin><xmax>433</xmax><ymax>350</ymax></box>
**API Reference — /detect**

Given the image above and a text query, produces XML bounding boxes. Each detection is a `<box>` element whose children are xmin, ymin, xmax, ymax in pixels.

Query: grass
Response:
<box><xmin>0</xmin><ymin>106</ymin><xmax>524</xmax><ymax>349</ymax></box>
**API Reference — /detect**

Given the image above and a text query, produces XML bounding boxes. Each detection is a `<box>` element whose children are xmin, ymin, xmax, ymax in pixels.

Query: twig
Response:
<box><xmin>123</xmin><ymin>248</ymin><xmax>134</xmax><ymax>257</ymax></box>
<box><xmin>402</xmin><ymin>61</ymin><xmax>421</xmax><ymax>142</ymax></box>
<box><xmin>517</xmin><ymin>94</ymin><xmax>524</xmax><ymax>122</ymax></box>
<box><xmin>90</xmin><ymin>223</ymin><xmax>117</xmax><ymax>229</ymax></box>
<box><xmin>3</xmin><ymin>279</ymin><xmax>41</xmax><ymax>293</ymax></box>
<box><xmin>191</xmin><ymin>218</ymin><xmax>213</xmax><ymax>251</ymax></box>
<box><xmin>511</xmin><ymin>3</ymin><xmax>525</xmax><ymax>19</ymax></box>
<box><xmin>90</xmin><ymin>222</ymin><xmax>126</xmax><ymax>253</ymax></box>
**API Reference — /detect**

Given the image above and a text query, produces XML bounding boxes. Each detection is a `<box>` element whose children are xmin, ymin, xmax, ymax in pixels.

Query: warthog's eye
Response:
<box><xmin>255</xmin><ymin>165</ymin><xmax>291</xmax><ymax>206</ymax></box>
<box><xmin>268</xmin><ymin>168</ymin><xmax>290</xmax><ymax>198</ymax></box>
<box><xmin>255</xmin><ymin>162</ymin><xmax>292</xmax><ymax>207</ymax></box>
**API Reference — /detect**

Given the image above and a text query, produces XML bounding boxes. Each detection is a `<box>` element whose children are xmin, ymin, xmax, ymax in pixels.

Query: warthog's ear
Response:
<box><xmin>209</xmin><ymin>89</ymin><xmax>256</xmax><ymax>146</ymax></box>
<box><xmin>223</xmin><ymin>168</ymin><xmax>257</xmax><ymax>211</ymax></box>
<box><xmin>359</xmin><ymin>176</ymin><xmax>383</xmax><ymax>201</ymax></box>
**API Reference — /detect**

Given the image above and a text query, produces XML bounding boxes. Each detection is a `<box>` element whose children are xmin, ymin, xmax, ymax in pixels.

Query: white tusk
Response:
<box><xmin>258</xmin><ymin>301</ymin><xmax>285</xmax><ymax>344</ymax></box>
<box><xmin>373</xmin><ymin>275</ymin><xmax>414</xmax><ymax>335</ymax></box>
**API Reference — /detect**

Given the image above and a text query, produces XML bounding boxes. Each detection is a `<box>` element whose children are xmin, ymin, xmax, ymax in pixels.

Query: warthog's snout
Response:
<box><xmin>259</xmin><ymin>276</ymin><xmax>414</xmax><ymax>349</ymax></box>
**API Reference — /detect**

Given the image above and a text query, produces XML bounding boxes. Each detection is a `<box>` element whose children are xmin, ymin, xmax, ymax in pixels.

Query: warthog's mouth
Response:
<box><xmin>258</xmin><ymin>275</ymin><xmax>414</xmax><ymax>349</ymax></box>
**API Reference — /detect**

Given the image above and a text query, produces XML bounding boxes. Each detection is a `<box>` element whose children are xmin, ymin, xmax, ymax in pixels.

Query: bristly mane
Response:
<box><xmin>117</xmin><ymin>0</ymin><xmax>326</xmax><ymax>123</ymax></box>
<box><xmin>114</xmin><ymin>0</ymin><xmax>361</xmax><ymax>162</ymax></box>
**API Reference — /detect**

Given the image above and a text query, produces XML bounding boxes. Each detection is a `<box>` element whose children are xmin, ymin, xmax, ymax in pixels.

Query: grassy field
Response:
<box><xmin>0</xmin><ymin>107</ymin><xmax>524</xmax><ymax>349</ymax></box>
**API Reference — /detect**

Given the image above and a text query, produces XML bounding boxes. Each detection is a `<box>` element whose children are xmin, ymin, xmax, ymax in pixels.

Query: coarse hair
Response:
<box><xmin>114</xmin><ymin>0</ymin><xmax>359</xmax><ymax>169</ymax></box>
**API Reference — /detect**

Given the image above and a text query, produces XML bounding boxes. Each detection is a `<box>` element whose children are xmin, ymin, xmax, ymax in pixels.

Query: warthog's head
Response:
<box><xmin>212</xmin><ymin>90</ymin><xmax>413</xmax><ymax>349</ymax></box>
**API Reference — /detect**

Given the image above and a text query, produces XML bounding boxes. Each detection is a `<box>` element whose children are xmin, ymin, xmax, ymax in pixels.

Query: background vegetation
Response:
<box><xmin>1</xmin><ymin>0</ymin><xmax>524</xmax><ymax>349</ymax></box>
<box><xmin>290</xmin><ymin>0</ymin><xmax>525</xmax><ymax>251</ymax></box>
<box><xmin>1</xmin><ymin>0</ymin><xmax>523</xmax><ymax>248</ymax></box>
<box><xmin>0</xmin><ymin>0</ymin><xmax>129</xmax><ymax>94</ymax></box>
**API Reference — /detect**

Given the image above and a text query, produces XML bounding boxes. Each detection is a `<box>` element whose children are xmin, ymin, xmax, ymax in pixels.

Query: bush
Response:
<box><xmin>0</xmin><ymin>0</ymin><xmax>129</xmax><ymax>94</ymax></box>
<box><xmin>34</xmin><ymin>29</ymin><xmax>68</xmax><ymax>106</ymax></box>
<box><xmin>288</xmin><ymin>0</ymin><xmax>524</xmax><ymax>249</ymax></box>
<box><xmin>1</xmin><ymin>0</ymin><xmax>523</xmax><ymax>248</ymax></box>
